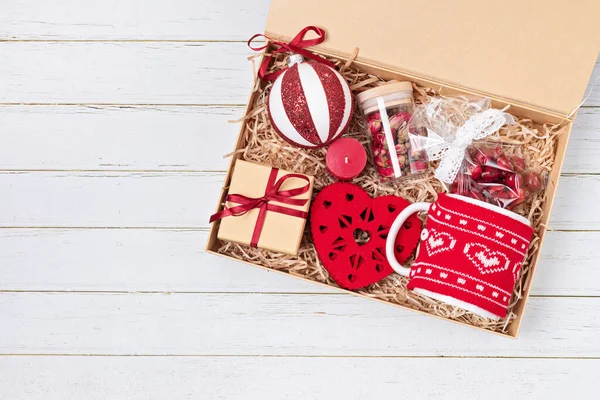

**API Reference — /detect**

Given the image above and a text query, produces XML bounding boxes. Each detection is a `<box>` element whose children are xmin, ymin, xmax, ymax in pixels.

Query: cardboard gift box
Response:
<box><xmin>214</xmin><ymin>160</ymin><xmax>314</xmax><ymax>256</ymax></box>
<box><xmin>207</xmin><ymin>0</ymin><xmax>600</xmax><ymax>337</ymax></box>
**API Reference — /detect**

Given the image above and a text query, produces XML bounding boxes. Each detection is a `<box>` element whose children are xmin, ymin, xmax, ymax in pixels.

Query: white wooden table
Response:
<box><xmin>1</xmin><ymin>1</ymin><xmax>599</xmax><ymax>398</ymax></box>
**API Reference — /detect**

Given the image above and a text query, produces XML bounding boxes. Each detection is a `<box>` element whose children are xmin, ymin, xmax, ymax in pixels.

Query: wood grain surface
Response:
<box><xmin>1</xmin><ymin>356</ymin><xmax>597</xmax><ymax>400</ymax></box>
<box><xmin>0</xmin><ymin>229</ymin><xmax>596</xmax><ymax>295</ymax></box>
<box><xmin>1</xmin><ymin>1</ymin><xmax>599</xmax><ymax>398</ymax></box>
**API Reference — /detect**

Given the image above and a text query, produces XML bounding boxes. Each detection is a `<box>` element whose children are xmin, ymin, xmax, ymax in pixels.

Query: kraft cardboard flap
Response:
<box><xmin>266</xmin><ymin>0</ymin><xmax>600</xmax><ymax>116</ymax></box>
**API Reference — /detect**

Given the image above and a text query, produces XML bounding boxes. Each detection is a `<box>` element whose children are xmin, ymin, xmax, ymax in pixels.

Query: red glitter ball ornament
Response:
<box><xmin>268</xmin><ymin>56</ymin><xmax>354</xmax><ymax>148</ymax></box>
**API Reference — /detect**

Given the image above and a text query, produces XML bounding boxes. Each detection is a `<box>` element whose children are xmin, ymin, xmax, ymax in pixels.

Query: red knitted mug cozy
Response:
<box><xmin>406</xmin><ymin>194</ymin><xmax>534</xmax><ymax>318</ymax></box>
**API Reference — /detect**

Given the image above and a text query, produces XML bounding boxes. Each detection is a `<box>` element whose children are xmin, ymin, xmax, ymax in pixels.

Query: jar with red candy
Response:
<box><xmin>356</xmin><ymin>82</ymin><xmax>428</xmax><ymax>181</ymax></box>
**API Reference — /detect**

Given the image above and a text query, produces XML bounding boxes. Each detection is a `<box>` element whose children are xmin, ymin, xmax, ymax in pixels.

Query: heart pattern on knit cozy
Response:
<box><xmin>310</xmin><ymin>182</ymin><xmax>421</xmax><ymax>290</ymax></box>
<box><xmin>463</xmin><ymin>243</ymin><xmax>510</xmax><ymax>275</ymax></box>
<box><xmin>424</xmin><ymin>228</ymin><xmax>457</xmax><ymax>257</ymax></box>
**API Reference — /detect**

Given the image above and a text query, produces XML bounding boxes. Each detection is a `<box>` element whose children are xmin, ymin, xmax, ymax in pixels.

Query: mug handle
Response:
<box><xmin>385</xmin><ymin>202</ymin><xmax>431</xmax><ymax>277</ymax></box>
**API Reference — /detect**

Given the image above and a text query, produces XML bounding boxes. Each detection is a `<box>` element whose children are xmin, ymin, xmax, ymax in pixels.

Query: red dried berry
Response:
<box><xmin>472</xmin><ymin>149</ymin><xmax>489</xmax><ymax>166</ymax></box>
<box><xmin>480</xmin><ymin>147</ymin><xmax>496</xmax><ymax>163</ymax></box>
<box><xmin>495</xmin><ymin>156</ymin><xmax>512</xmax><ymax>171</ymax></box>
<box><xmin>491</xmin><ymin>188</ymin><xmax>516</xmax><ymax>210</ymax></box>
<box><xmin>504</xmin><ymin>173</ymin><xmax>523</xmax><ymax>191</ymax></box>
<box><xmin>524</xmin><ymin>172</ymin><xmax>542</xmax><ymax>192</ymax></box>
<box><xmin>492</xmin><ymin>146</ymin><xmax>504</xmax><ymax>160</ymax></box>
<box><xmin>507</xmin><ymin>188</ymin><xmax>527</xmax><ymax>210</ymax></box>
<box><xmin>483</xmin><ymin>183</ymin><xmax>505</xmax><ymax>197</ymax></box>
<box><xmin>471</xmin><ymin>189</ymin><xmax>486</xmax><ymax>202</ymax></box>
<box><xmin>466</xmin><ymin>163</ymin><xmax>482</xmax><ymax>180</ymax></box>
<box><xmin>511</xmin><ymin>156</ymin><xmax>526</xmax><ymax>173</ymax></box>
<box><xmin>480</xmin><ymin>166</ymin><xmax>503</xmax><ymax>183</ymax></box>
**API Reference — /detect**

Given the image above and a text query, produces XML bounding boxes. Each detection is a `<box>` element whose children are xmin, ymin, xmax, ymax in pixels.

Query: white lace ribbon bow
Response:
<box><xmin>422</xmin><ymin>108</ymin><xmax>515</xmax><ymax>184</ymax></box>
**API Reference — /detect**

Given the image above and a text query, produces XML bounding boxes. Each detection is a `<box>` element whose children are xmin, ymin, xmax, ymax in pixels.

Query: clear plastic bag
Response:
<box><xmin>409</xmin><ymin>96</ymin><xmax>545</xmax><ymax>210</ymax></box>
<box><xmin>452</xmin><ymin>143</ymin><xmax>545</xmax><ymax>210</ymax></box>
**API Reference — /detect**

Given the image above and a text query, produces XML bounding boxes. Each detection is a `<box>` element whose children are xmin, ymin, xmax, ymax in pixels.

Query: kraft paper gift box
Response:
<box><xmin>214</xmin><ymin>160</ymin><xmax>314</xmax><ymax>256</ymax></box>
<box><xmin>207</xmin><ymin>0</ymin><xmax>600</xmax><ymax>337</ymax></box>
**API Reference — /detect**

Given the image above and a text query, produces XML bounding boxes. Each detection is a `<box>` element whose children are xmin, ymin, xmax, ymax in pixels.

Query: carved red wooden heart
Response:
<box><xmin>310</xmin><ymin>182</ymin><xmax>421</xmax><ymax>290</ymax></box>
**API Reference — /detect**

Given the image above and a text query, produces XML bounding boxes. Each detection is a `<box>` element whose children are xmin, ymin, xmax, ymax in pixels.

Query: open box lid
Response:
<box><xmin>265</xmin><ymin>0</ymin><xmax>600</xmax><ymax>117</ymax></box>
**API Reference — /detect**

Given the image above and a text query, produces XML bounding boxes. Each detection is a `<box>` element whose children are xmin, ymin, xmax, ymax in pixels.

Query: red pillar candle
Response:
<box><xmin>326</xmin><ymin>138</ymin><xmax>367</xmax><ymax>180</ymax></box>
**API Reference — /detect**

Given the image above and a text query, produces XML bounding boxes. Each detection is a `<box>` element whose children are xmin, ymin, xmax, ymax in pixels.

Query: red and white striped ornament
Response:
<box><xmin>268</xmin><ymin>56</ymin><xmax>353</xmax><ymax>149</ymax></box>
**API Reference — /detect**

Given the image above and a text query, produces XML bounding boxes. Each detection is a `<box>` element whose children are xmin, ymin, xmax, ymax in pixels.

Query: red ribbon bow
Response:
<box><xmin>248</xmin><ymin>25</ymin><xmax>336</xmax><ymax>81</ymax></box>
<box><xmin>209</xmin><ymin>168</ymin><xmax>310</xmax><ymax>248</ymax></box>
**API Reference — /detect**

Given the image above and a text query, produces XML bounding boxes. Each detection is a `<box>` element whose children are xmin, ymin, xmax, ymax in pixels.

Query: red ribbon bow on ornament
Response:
<box><xmin>248</xmin><ymin>26</ymin><xmax>336</xmax><ymax>81</ymax></box>
<box><xmin>209</xmin><ymin>168</ymin><xmax>310</xmax><ymax>247</ymax></box>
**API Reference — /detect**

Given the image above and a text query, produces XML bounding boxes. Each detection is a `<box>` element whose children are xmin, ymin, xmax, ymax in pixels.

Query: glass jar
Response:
<box><xmin>356</xmin><ymin>82</ymin><xmax>428</xmax><ymax>181</ymax></box>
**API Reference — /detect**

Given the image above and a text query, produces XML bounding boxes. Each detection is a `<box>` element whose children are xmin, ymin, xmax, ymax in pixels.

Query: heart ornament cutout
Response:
<box><xmin>310</xmin><ymin>183</ymin><xmax>421</xmax><ymax>290</ymax></box>
<box><xmin>463</xmin><ymin>243</ymin><xmax>510</xmax><ymax>275</ymax></box>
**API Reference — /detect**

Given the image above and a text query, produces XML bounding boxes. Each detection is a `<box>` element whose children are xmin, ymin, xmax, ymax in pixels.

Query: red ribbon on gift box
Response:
<box><xmin>248</xmin><ymin>25</ymin><xmax>336</xmax><ymax>81</ymax></box>
<box><xmin>209</xmin><ymin>168</ymin><xmax>310</xmax><ymax>248</ymax></box>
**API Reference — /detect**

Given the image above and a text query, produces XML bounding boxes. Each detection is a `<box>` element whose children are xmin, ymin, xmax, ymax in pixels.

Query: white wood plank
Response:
<box><xmin>0</xmin><ymin>229</ymin><xmax>594</xmax><ymax>296</ymax></box>
<box><xmin>0</xmin><ymin>0</ymin><xmax>270</xmax><ymax>41</ymax></box>
<box><xmin>0</xmin><ymin>105</ymin><xmax>241</xmax><ymax>171</ymax></box>
<box><xmin>0</xmin><ymin>292</ymin><xmax>598</xmax><ymax>356</ymax></box>
<box><xmin>566</xmin><ymin>107</ymin><xmax>600</xmax><ymax>173</ymax></box>
<box><xmin>0</xmin><ymin>42</ymin><xmax>254</xmax><ymax>104</ymax></box>
<box><xmin>0</xmin><ymin>105</ymin><xmax>598</xmax><ymax>173</ymax></box>
<box><xmin>2</xmin><ymin>2</ymin><xmax>597</xmax><ymax>395</ymax></box>
<box><xmin>584</xmin><ymin>60</ymin><xmax>600</xmax><ymax>107</ymax></box>
<box><xmin>0</xmin><ymin>229</ymin><xmax>332</xmax><ymax>293</ymax></box>
<box><xmin>0</xmin><ymin>171</ymin><xmax>222</xmax><ymax>228</ymax></box>
<box><xmin>0</xmin><ymin>356</ymin><xmax>597</xmax><ymax>400</ymax></box>
<box><xmin>533</xmin><ymin>230</ymin><xmax>600</xmax><ymax>295</ymax></box>
<box><xmin>0</xmin><ymin>171</ymin><xmax>596</xmax><ymax>229</ymax></box>
<box><xmin>548</xmin><ymin>174</ymin><xmax>600</xmax><ymax>230</ymax></box>
<box><xmin>1</xmin><ymin>43</ymin><xmax>598</xmax><ymax>107</ymax></box>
